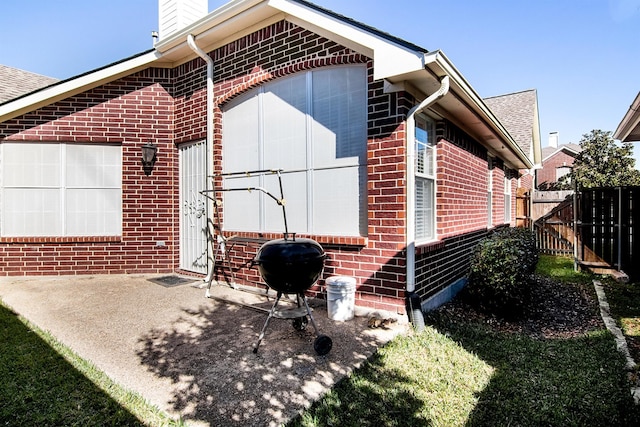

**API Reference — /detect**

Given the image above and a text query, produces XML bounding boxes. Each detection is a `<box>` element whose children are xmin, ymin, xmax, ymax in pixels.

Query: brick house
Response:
<box><xmin>537</xmin><ymin>139</ymin><xmax>581</xmax><ymax>189</ymax></box>
<box><xmin>0</xmin><ymin>0</ymin><xmax>539</xmax><ymax>318</ymax></box>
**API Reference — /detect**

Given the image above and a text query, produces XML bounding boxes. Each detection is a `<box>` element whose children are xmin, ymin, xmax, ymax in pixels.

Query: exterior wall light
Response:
<box><xmin>141</xmin><ymin>143</ymin><xmax>157</xmax><ymax>176</ymax></box>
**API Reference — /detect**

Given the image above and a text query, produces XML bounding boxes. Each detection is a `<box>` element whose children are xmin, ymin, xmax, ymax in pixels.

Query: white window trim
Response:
<box><xmin>504</xmin><ymin>171</ymin><xmax>512</xmax><ymax>224</ymax></box>
<box><xmin>414</xmin><ymin>114</ymin><xmax>436</xmax><ymax>243</ymax></box>
<box><xmin>487</xmin><ymin>157</ymin><xmax>493</xmax><ymax>228</ymax></box>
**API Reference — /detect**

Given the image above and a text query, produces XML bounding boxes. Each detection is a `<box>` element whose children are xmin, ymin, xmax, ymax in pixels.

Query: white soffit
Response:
<box><xmin>268</xmin><ymin>0</ymin><xmax>425</xmax><ymax>80</ymax></box>
<box><xmin>419</xmin><ymin>51</ymin><xmax>532</xmax><ymax>169</ymax></box>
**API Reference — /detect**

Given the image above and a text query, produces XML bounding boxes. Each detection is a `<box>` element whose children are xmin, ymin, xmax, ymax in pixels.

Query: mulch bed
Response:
<box><xmin>431</xmin><ymin>275</ymin><xmax>603</xmax><ymax>340</ymax></box>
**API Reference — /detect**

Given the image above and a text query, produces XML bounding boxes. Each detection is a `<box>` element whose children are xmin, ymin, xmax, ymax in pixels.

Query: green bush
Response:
<box><xmin>464</xmin><ymin>227</ymin><xmax>539</xmax><ymax>317</ymax></box>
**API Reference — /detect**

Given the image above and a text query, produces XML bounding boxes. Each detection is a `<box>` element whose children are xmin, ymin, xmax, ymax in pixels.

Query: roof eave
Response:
<box><xmin>154</xmin><ymin>0</ymin><xmax>427</xmax><ymax>77</ymax></box>
<box><xmin>422</xmin><ymin>51</ymin><xmax>533</xmax><ymax>169</ymax></box>
<box><xmin>614</xmin><ymin>91</ymin><xmax>640</xmax><ymax>142</ymax></box>
<box><xmin>0</xmin><ymin>51</ymin><xmax>164</xmax><ymax>123</ymax></box>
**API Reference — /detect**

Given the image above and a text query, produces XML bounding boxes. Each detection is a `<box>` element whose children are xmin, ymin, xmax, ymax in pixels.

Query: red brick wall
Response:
<box><xmin>414</xmin><ymin>120</ymin><xmax>492</xmax><ymax>301</ymax></box>
<box><xmin>537</xmin><ymin>150</ymin><xmax>576</xmax><ymax>188</ymax></box>
<box><xmin>200</xmin><ymin>21</ymin><xmax>408</xmax><ymax>313</ymax></box>
<box><xmin>519</xmin><ymin>170</ymin><xmax>534</xmax><ymax>190</ymax></box>
<box><xmin>0</xmin><ymin>69</ymin><xmax>178</xmax><ymax>275</ymax></box>
<box><xmin>435</xmin><ymin>120</ymin><xmax>490</xmax><ymax>237</ymax></box>
<box><xmin>436</xmin><ymin>140</ymin><xmax>488</xmax><ymax>237</ymax></box>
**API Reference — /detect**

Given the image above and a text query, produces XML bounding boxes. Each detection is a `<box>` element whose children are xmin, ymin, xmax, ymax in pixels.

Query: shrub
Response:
<box><xmin>464</xmin><ymin>227</ymin><xmax>539</xmax><ymax>317</ymax></box>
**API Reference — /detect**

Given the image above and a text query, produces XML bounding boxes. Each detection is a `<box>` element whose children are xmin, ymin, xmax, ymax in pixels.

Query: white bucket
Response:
<box><xmin>326</xmin><ymin>276</ymin><xmax>356</xmax><ymax>321</ymax></box>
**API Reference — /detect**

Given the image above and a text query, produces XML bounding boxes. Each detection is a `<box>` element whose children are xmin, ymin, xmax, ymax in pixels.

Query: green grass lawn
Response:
<box><xmin>289</xmin><ymin>255</ymin><xmax>640</xmax><ymax>426</ymax></box>
<box><xmin>0</xmin><ymin>301</ymin><xmax>182</xmax><ymax>426</ymax></box>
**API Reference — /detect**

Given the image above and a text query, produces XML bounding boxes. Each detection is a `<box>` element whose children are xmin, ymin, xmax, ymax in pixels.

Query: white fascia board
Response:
<box><xmin>613</xmin><ymin>91</ymin><xmax>640</xmax><ymax>141</ymax></box>
<box><xmin>532</xmin><ymin>97</ymin><xmax>542</xmax><ymax>166</ymax></box>
<box><xmin>427</xmin><ymin>50</ymin><xmax>533</xmax><ymax>169</ymax></box>
<box><xmin>0</xmin><ymin>51</ymin><xmax>162</xmax><ymax>123</ymax></box>
<box><xmin>541</xmin><ymin>145</ymin><xmax>580</xmax><ymax>163</ymax></box>
<box><xmin>267</xmin><ymin>0</ymin><xmax>425</xmax><ymax>80</ymax></box>
<box><xmin>154</xmin><ymin>0</ymin><xmax>265</xmax><ymax>54</ymax></box>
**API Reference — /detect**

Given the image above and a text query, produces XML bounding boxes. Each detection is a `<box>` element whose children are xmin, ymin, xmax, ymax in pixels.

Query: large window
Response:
<box><xmin>1</xmin><ymin>142</ymin><xmax>122</xmax><ymax>237</ymax></box>
<box><xmin>222</xmin><ymin>66</ymin><xmax>367</xmax><ymax>236</ymax></box>
<box><xmin>415</xmin><ymin>114</ymin><xmax>436</xmax><ymax>241</ymax></box>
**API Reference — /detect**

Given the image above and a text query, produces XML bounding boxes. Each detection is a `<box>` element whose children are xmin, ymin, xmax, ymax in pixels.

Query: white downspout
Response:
<box><xmin>405</xmin><ymin>76</ymin><xmax>449</xmax><ymax>327</ymax></box>
<box><xmin>187</xmin><ymin>34</ymin><xmax>215</xmax><ymax>282</ymax></box>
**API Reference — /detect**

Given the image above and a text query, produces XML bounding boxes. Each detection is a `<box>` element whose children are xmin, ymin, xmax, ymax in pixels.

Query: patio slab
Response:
<box><xmin>0</xmin><ymin>274</ymin><xmax>408</xmax><ymax>426</ymax></box>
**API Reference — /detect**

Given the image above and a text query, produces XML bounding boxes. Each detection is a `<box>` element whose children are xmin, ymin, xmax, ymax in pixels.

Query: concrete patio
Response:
<box><xmin>0</xmin><ymin>274</ymin><xmax>407</xmax><ymax>426</ymax></box>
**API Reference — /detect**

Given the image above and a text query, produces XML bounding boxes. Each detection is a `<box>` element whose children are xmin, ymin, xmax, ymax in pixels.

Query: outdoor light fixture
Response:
<box><xmin>141</xmin><ymin>143</ymin><xmax>157</xmax><ymax>176</ymax></box>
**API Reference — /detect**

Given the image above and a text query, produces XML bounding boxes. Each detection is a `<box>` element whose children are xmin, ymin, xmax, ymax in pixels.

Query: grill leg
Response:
<box><xmin>300</xmin><ymin>293</ymin><xmax>320</xmax><ymax>336</ymax></box>
<box><xmin>300</xmin><ymin>293</ymin><xmax>333</xmax><ymax>356</ymax></box>
<box><xmin>253</xmin><ymin>292</ymin><xmax>282</xmax><ymax>353</ymax></box>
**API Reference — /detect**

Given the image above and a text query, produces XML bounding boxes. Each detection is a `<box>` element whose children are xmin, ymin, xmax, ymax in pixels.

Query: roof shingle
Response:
<box><xmin>0</xmin><ymin>65</ymin><xmax>58</xmax><ymax>104</ymax></box>
<box><xmin>484</xmin><ymin>89</ymin><xmax>538</xmax><ymax>160</ymax></box>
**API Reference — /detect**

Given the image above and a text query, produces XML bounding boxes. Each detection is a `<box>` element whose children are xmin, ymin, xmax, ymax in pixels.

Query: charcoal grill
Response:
<box><xmin>253</xmin><ymin>233</ymin><xmax>332</xmax><ymax>355</ymax></box>
<box><xmin>202</xmin><ymin>169</ymin><xmax>332</xmax><ymax>355</ymax></box>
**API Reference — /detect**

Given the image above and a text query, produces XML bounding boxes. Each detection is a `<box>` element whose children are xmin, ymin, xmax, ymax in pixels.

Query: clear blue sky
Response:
<box><xmin>2</xmin><ymin>0</ymin><xmax>640</xmax><ymax>156</ymax></box>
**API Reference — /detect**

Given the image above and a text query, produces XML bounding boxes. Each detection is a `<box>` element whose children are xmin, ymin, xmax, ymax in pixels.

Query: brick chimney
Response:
<box><xmin>158</xmin><ymin>0</ymin><xmax>208</xmax><ymax>40</ymax></box>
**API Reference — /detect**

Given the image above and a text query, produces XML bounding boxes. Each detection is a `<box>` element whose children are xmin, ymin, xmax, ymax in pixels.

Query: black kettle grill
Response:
<box><xmin>253</xmin><ymin>233</ymin><xmax>332</xmax><ymax>355</ymax></box>
<box><xmin>204</xmin><ymin>169</ymin><xmax>332</xmax><ymax>355</ymax></box>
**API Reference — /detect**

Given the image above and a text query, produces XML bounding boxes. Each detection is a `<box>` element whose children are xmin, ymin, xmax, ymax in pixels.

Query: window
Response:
<box><xmin>415</xmin><ymin>114</ymin><xmax>436</xmax><ymax>241</ymax></box>
<box><xmin>504</xmin><ymin>172</ymin><xmax>512</xmax><ymax>223</ymax></box>
<box><xmin>487</xmin><ymin>157</ymin><xmax>493</xmax><ymax>227</ymax></box>
<box><xmin>222</xmin><ymin>66</ymin><xmax>367</xmax><ymax>236</ymax></box>
<box><xmin>1</xmin><ymin>142</ymin><xmax>122</xmax><ymax>237</ymax></box>
<box><xmin>556</xmin><ymin>166</ymin><xmax>571</xmax><ymax>182</ymax></box>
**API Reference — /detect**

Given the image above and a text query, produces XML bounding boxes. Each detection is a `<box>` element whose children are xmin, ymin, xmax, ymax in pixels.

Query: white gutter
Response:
<box><xmin>614</xmin><ymin>91</ymin><xmax>640</xmax><ymax>142</ymax></box>
<box><xmin>187</xmin><ymin>34</ymin><xmax>215</xmax><ymax>283</ymax></box>
<box><xmin>406</xmin><ymin>75</ymin><xmax>450</xmax><ymax>294</ymax></box>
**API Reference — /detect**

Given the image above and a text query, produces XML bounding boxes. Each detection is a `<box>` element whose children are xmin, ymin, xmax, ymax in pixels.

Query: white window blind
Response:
<box><xmin>504</xmin><ymin>173</ymin><xmax>512</xmax><ymax>223</ymax></box>
<box><xmin>1</xmin><ymin>142</ymin><xmax>122</xmax><ymax>237</ymax></box>
<box><xmin>487</xmin><ymin>157</ymin><xmax>493</xmax><ymax>227</ymax></box>
<box><xmin>415</xmin><ymin>114</ymin><xmax>436</xmax><ymax>241</ymax></box>
<box><xmin>222</xmin><ymin>66</ymin><xmax>367</xmax><ymax>236</ymax></box>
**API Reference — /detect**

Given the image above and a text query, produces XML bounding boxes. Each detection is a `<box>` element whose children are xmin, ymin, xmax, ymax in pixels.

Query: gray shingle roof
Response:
<box><xmin>0</xmin><ymin>65</ymin><xmax>58</xmax><ymax>104</ymax></box>
<box><xmin>484</xmin><ymin>89</ymin><xmax>538</xmax><ymax>159</ymax></box>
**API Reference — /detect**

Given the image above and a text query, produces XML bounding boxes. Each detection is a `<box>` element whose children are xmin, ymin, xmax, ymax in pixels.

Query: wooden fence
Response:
<box><xmin>533</xmin><ymin>187</ymin><xmax>640</xmax><ymax>282</ymax></box>
<box><xmin>579</xmin><ymin>187</ymin><xmax>640</xmax><ymax>282</ymax></box>
<box><xmin>533</xmin><ymin>195</ymin><xmax>575</xmax><ymax>256</ymax></box>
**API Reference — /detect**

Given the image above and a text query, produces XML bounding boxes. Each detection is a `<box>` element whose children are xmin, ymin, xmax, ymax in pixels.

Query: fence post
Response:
<box><xmin>617</xmin><ymin>186</ymin><xmax>622</xmax><ymax>273</ymax></box>
<box><xmin>573</xmin><ymin>181</ymin><xmax>578</xmax><ymax>271</ymax></box>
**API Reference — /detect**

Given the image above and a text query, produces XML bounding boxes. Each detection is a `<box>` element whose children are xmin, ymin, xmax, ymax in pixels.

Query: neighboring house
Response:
<box><xmin>614</xmin><ymin>91</ymin><xmax>640</xmax><ymax>143</ymax></box>
<box><xmin>536</xmin><ymin>140</ymin><xmax>582</xmax><ymax>189</ymax></box>
<box><xmin>0</xmin><ymin>0</ymin><xmax>539</xmax><ymax>316</ymax></box>
<box><xmin>0</xmin><ymin>65</ymin><xmax>58</xmax><ymax>103</ymax></box>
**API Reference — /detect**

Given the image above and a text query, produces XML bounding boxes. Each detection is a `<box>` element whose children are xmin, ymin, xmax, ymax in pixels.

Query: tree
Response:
<box><xmin>557</xmin><ymin>129</ymin><xmax>640</xmax><ymax>189</ymax></box>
